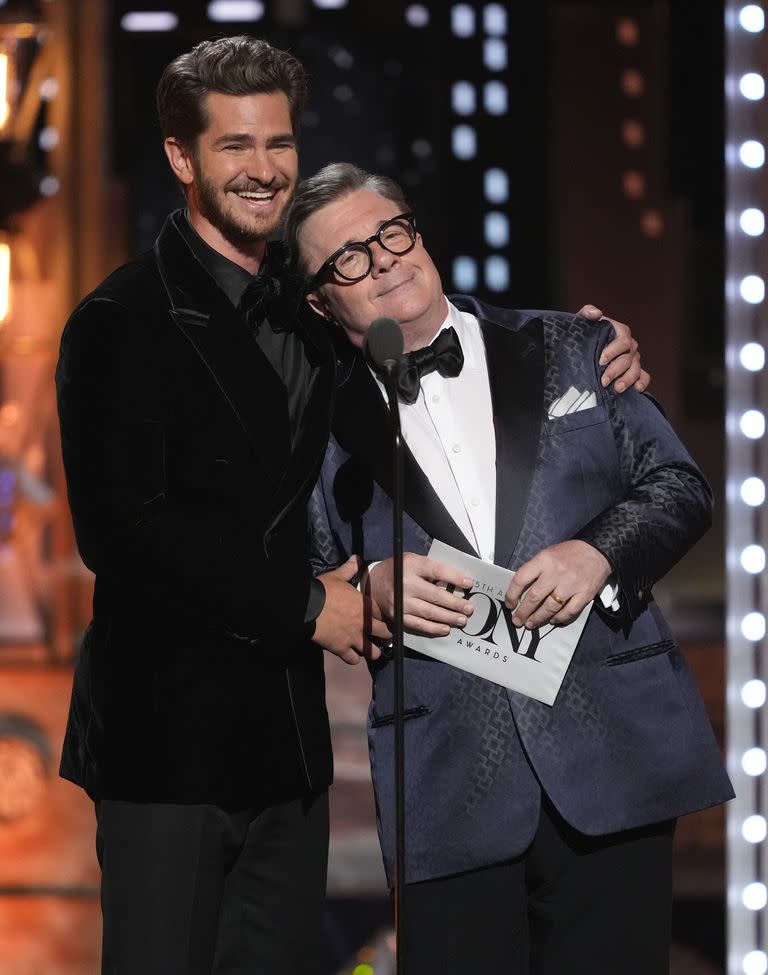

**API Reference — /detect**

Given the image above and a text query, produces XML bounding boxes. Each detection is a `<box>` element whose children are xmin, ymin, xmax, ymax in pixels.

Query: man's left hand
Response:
<box><xmin>577</xmin><ymin>304</ymin><xmax>650</xmax><ymax>394</ymax></box>
<box><xmin>504</xmin><ymin>540</ymin><xmax>612</xmax><ymax>629</ymax></box>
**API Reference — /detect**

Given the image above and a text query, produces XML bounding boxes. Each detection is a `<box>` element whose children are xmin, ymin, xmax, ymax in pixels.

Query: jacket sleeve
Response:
<box><xmin>575</xmin><ymin>323</ymin><xmax>713</xmax><ymax>619</ymax></box>
<box><xmin>56</xmin><ymin>296</ymin><xmax>303</xmax><ymax>638</ymax></box>
<box><xmin>306</xmin><ymin>467</ymin><xmax>345</xmax><ymax>578</ymax></box>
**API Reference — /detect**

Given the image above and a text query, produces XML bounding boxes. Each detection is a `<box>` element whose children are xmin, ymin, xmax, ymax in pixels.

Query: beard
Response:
<box><xmin>191</xmin><ymin>164</ymin><xmax>292</xmax><ymax>248</ymax></box>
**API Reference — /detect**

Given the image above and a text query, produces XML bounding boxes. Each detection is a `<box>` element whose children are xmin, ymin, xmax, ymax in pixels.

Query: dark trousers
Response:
<box><xmin>402</xmin><ymin>799</ymin><xmax>675</xmax><ymax>974</ymax></box>
<box><xmin>95</xmin><ymin>791</ymin><xmax>329</xmax><ymax>975</ymax></box>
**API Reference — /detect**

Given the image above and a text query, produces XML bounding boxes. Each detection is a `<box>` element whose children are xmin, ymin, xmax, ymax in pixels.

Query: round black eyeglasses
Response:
<box><xmin>308</xmin><ymin>212</ymin><xmax>417</xmax><ymax>289</ymax></box>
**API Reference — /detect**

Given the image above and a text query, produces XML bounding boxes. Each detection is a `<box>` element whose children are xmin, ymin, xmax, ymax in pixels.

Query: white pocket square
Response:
<box><xmin>548</xmin><ymin>386</ymin><xmax>597</xmax><ymax>419</ymax></box>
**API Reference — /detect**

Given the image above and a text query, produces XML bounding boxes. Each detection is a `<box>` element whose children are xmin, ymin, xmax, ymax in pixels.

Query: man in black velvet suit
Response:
<box><xmin>56</xmin><ymin>35</ymin><xmax>647</xmax><ymax>975</ymax></box>
<box><xmin>55</xmin><ymin>37</ymin><xmax>393</xmax><ymax>975</ymax></box>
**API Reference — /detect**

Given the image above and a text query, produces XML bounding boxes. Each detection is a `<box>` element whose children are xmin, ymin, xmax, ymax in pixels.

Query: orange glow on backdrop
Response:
<box><xmin>0</xmin><ymin>53</ymin><xmax>8</xmax><ymax>131</ymax></box>
<box><xmin>0</xmin><ymin>243</ymin><xmax>10</xmax><ymax>322</ymax></box>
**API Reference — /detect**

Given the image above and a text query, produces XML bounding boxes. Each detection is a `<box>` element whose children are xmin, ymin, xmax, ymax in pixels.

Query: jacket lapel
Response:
<box><xmin>479</xmin><ymin>314</ymin><xmax>545</xmax><ymax>568</ymax></box>
<box><xmin>267</xmin><ymin>310</ymin><xmax>336</xmax><ymax>532</ymax></box>
<box><xmin>332</xmin><ymin>350</ymin><xmax>475</xmax><ymax>556</ymax></box>
<box><xmin>154</xmin><ymin>215</ymin><xmax>291</xmax><ymax>484</ymax></box>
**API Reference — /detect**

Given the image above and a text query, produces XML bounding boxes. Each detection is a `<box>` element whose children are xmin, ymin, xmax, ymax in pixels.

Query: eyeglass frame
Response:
<box><xmin>306</xmin><ymin>212</ymin><xmax>417</xmax><ymax>291</ymax></box>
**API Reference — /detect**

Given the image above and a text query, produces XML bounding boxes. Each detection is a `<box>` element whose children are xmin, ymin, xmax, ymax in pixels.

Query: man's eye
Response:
<box><xmin>338</xmin><ymin>251</ymin><xmax>358</xmax><ymax>268</ymax></box>
<box><xmin>225</xmin><ymin>144</ymin><xmax>244</xmax><ymax>151</ymax></box>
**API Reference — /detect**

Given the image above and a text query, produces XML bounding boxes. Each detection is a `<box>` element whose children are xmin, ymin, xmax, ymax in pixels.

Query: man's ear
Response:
<box><xmin>306</xmin><ymin>289</ymin><xmax>331</xmax><ymax>321</ymax></box>
<box><xmin>164</xmin><ymin>137</ymin><xmax>195</xmax><ymax>187</ymax></box>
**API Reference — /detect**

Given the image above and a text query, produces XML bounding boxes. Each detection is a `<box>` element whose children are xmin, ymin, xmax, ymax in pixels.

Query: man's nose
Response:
<box><xmin>246</xmin><ymin>149</ymin><xmax>278</xmax><ymax>185</ymax></box>
<box><xmin>370</xmin><ymin>241</ymin><xmax>397</xmax><ymax>276</ymax></box>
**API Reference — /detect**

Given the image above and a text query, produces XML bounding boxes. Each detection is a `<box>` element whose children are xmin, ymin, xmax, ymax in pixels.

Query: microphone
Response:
<box><xmin>363</xmin><ymin>316</ymin><xmax>404</xmax><ymax>376</ymax></box>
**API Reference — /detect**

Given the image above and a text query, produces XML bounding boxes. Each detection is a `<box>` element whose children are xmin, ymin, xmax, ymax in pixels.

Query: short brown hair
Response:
<box><xmin>156</xmin><ymin>35</ymin><xmax>307</xmax><ymax>148</ymax></box>
<box><xmin>285</xmin><ymin>162</ymin><xmax>410</xmax><ymax>277</ymax></box>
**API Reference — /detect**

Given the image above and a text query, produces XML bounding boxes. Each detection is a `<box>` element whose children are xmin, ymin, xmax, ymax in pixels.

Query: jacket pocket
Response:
<box><xmin>544</xmin><ymin>403</ymin><xmax>608</xmax><ymax>436</ymax></box>
<box><xmin>371</xmin><ymin>705</ymin><xmax>431</xmax><ymax>728</ymax></box>
<box><xmin>604</xmin><ymin>639</ymin><xmax>675</xmax><ymax>667</ymax></box>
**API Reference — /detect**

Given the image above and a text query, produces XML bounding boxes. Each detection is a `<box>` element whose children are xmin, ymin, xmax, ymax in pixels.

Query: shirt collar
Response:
<box><xmin>174</xmin><ymin>209</ymin><xmax>257</xmax><ymax>308</ymax></box>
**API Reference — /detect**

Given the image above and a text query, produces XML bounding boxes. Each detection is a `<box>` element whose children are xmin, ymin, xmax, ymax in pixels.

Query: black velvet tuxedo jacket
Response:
<box><xmin>56</xmin><ymin>214</ymin><xmax>336</xmax><ymax>809</ymax></box>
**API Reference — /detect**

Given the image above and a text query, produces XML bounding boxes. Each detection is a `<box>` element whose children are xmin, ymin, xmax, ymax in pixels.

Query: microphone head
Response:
<box><xmin>363</xmin><ymin>316</ymin><xmax>404</xmax><ymax>374</ymax></box>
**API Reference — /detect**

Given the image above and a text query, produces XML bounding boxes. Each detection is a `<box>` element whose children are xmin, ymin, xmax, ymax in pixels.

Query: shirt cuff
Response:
<box><xmin>304</xmin><ymin>577</ymin><xmax>327</xmax><ymax>637</ymax></box>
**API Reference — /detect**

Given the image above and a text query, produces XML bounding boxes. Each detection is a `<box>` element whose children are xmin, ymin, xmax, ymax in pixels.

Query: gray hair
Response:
<box><xmin>285</xmin><ymin>162</ymin><xmax>410</xmax><ymax>278</ymax></box>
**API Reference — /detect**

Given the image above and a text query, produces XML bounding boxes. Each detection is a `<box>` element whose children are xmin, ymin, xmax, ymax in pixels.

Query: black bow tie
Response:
<box><xmin>396</xmin><ymin>326</ymin><xmax>464</xmax><ymax>404</ymax></box>
<box><xmin>237</xmin><ymin>246</ymin><xmax>303</xmax><ymax>334</ymax></box>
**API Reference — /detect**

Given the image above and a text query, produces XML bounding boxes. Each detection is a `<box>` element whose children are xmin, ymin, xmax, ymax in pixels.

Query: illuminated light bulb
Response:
<box><xmin>38</xmin><ymin>126</ymin><xmax>59</xmax><ymax>151</ymax></box>
<box><xmin>741</xmin><ymin>545</ymin><xmax>766</xmax><ymax>573</ymax></box>
<box><xmin>452</xmin><ymin>81</ymin><xmax>476</xmax><ymax>116</ymax></box>
<box><xmin>484</xmin><ymin>80</ymin><xmax>508</xmax><ymax>114</ymax></box>
<box><xmin>740</xmin><ymin>140</ymin><xmax>765</xmax><ymax>168</ymax></box>
<box><xmin>452</xmin><ymin>4</ymin><xmax>476</xmax><ymax>37</ymax></box>
<box><xmin>741</xmin><ymin>612</ymin><xmax>766</xmax><ymax>640</ymax></box>
<box><xmin>740</xmin><ymin>208</ymin><xmax>765</xmax><ymax>235</ymax></box>
<box><xmin>453</xmin><ymin>257</ymin><xmax>478</xmax><ymax>292</ymax></box>
<box><xmin>484</xmin><ymin>38</ymin><xmax>507</xmax><ymax>70</ymax></box>
<box><xmin>207</xmin><ymin>0</ymin><xmax>264</xmax><ymax>19</ymax></box>
<box><xmin>484</xmin><ymin>168</ymin><xmax>508</xmax><ymax>204</ymax></box>
<box><xmin>742</xmin><ymin>679</ymin><xmax>767</xmax><ymax>708</ymax></box>
<box><xmin>740</xmin><ymin>275</ymin><xmax>765</xmax><ymax>303</ymax></box>
<box><xmin>121</xmin><ymin>12</ymin><xmax>179</xmax><ymax>31</ymax></box>
<box><xmin>742</xmin><ymin>747</ymin><xmax>768</xmax><ymax>776</ymax></box>
<box><xmin>739</xmin><ymin>5</ymin><xmax>766</xmax><ymax>33</ymax></box>
<box><xmin>312</xmin><ymin>0</ymin><xmax>348</xmax><ymax>7</ymax></box>
<box><xmin>741</xmin><ymin>477</ymin><xmax>766</xmax><ymax>506</ymax></box>
<box><xmin>452</xmin><ymin>125</ymin><xmax>476</xmax><ymax>160</ymax></box>
<box><xmin>405</xmin><ymin>5</ymin><xmax>429</xmax><ymax>27</ymax></box>
<box><xmin>743</xmin><ymin>883</ymin><xmax>768</xmax><ymax>910</ymax></box>
<box><xmin>483</xmin><ymin>4</ymin><xmax>508</xmax><ymax>36</ymax></box>
<box><xmin>484</xmin><ymin>212</ymin><xmax>509</xmax><ymax>247</ymax></box>
<box><xmin>742</xmin><ymin>815</ymin><xmax>768</xmax><ymax>843</ymax></box>
<box><xmin>485</xmin><ymin>256</ymin><xmax>509</xmax><ymax>292</ymax></box>
<box><xmin>39</xmin><ymin>175</ymin><xmax>60</xmax><ymax>197</ymax></box>
<box><xmin>740</xmin><ymin>72</ymin><xmax>766</xmax><ymax>100</ymax></box>
<box><xmin>740</xmin><ymin>410</ymin><xmax>765</xmax><ymax>439</ymax></box>
<box><xmin>744</xmin><ymin>952</ymin><xmax>768</xmax><ymax>975</ymax></box>
<box><xmin>740</xmin><ymin>342</ymin><xmax>765</xmax><ymax>370</ymax></box>
<box><xmin>39</xmin><ymin>77</ymin><xmax>58</xmax><ymax>101</ymax></box>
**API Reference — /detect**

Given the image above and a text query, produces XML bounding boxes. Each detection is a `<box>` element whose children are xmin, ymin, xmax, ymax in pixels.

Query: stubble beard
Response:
<box><xmin>192</xmin><ymin>165</ymin><xmax>291</xmax><ymax>248</ymax></box>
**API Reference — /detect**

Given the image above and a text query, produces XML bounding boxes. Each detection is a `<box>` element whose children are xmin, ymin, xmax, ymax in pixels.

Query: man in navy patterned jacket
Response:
<box><xmin>286</xmin><ymin>162</ymin><xmax>733</xmax><ymax>975</ymax></box>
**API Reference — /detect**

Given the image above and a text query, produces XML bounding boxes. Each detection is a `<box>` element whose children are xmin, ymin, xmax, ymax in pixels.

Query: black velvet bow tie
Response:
<box><xmin>238</xmin><ymin>246</ymin><xmax>304</xmax><ymax>334</ymax></box>
<box><xmin>396</xmin><ymin>326</ymin><xmax>464</xmax><ymax>404</ymax></box>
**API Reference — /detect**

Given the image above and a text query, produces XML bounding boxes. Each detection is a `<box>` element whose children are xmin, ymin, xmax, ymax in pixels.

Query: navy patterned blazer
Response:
<box><xmin>309</xmin><ymin>296</ymin><xmax>733</xmax><ymax>886</ymax></box>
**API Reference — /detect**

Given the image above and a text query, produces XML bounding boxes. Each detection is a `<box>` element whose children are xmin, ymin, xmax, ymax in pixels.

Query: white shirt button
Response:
<box><xmin>432</xmin><ymin>394</ymin><xmax>440</xmax><ymax>404</ymax></box>
<box><xmin>471</xmin><ymin>497</ymin><xmax>480</xmax><ymax>507</ymax></box>
<box><xmin>452</xmin><ymin>443</ymin><xmax>461</xmax><ymax>453</ymax></box>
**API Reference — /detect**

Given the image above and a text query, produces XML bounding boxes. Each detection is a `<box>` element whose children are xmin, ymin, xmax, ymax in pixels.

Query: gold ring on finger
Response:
<box><xmin>549</xmin><ymin>590</ymin><xmax>566</xmax><ymax>606</ymax></box>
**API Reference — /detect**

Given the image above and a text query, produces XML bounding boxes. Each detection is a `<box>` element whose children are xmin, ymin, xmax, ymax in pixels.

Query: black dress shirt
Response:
<box><xmin>175</xmin><ymin>210</ymin><xmax>325</xmax><ymax>628</ymax></box>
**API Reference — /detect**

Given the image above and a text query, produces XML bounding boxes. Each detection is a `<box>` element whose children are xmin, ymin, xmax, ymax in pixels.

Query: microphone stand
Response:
<box><xmin>380</xmin><ymin>359</ymin><xmax>406</xmax><ymax>974</ymax></box>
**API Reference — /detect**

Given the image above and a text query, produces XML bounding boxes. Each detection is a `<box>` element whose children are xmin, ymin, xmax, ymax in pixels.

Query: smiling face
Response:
<box><xmin>299</xmin><ymin>189</ymin><xmax>448</xmax><ymax>351</ymax></box>
<box><xmin>164</xmin><ymin>90</ymin><xmax>298</xmax><ymax>270</ymax></box>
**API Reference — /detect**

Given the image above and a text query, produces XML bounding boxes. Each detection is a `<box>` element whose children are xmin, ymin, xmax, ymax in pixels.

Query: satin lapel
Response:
<box><xmin>154</xmin><ymin>220</ymin><xmax>290</xmax><ymax>483</ymax></box>
<box><xmin>269</xmin><ymin>312</ymin><xmax>336</xmax><ymax>528</ymax></box>
<box><xmin>332</xmin><ymin>353</ymin><xmax>475</xmax><ymax>556</ymax></box>
<box><xmin>481</xmin><ymin>316</ymin><xmax>545</xmax><ymax>568</ymax></box>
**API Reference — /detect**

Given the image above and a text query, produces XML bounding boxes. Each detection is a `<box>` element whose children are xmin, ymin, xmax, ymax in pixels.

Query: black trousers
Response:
<box><xmin>402</xmin><ymin>798</ymin><xmax>675</xmax><ymax>975</ymax></box>
<box><xmin>95</xmin><ymin>791</ymin><xmax>329</xmax><ymax>975</ymax></box>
